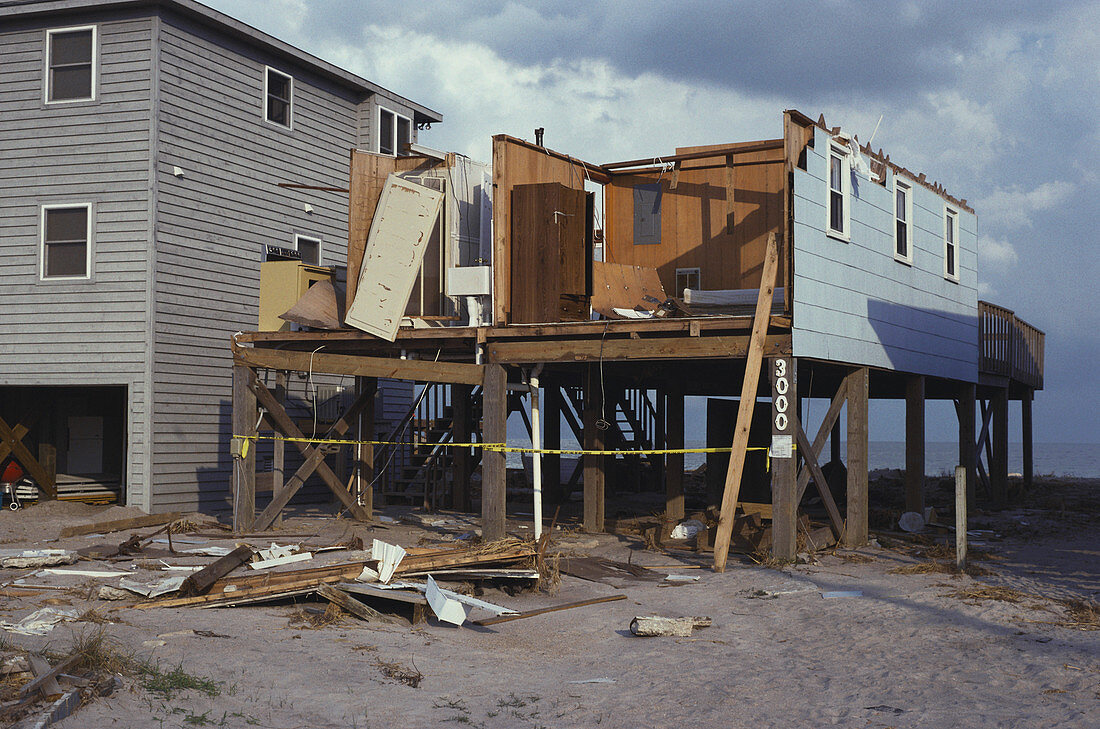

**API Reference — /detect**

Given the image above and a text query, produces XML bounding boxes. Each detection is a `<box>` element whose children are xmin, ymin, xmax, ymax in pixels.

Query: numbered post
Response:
<box><xmin>770</xmin><ymin>357</ymin><xmax>797</xmax><ymax>559</ymax></box>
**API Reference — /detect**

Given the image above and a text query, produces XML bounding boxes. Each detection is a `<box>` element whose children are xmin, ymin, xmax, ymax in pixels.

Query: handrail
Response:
<box><xmin>978</xmin><ymin>301</ymin><xmax>1044</xmax><ymax>389</ymax></box>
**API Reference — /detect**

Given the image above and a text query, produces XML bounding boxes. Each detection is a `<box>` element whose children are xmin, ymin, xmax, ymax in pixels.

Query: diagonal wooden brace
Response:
<box><xmin>247</xmin><ymin>373</ymin><xmax>371</xmax><ymax>529</ymax></box>
<box><xmin>0</xmin><ymin>422</ymin><xmax>29</xmax><ymax>464</ymax></box>
<box><xmin>0</xmin><ymin>415</ymin><xmax>56</xmax><ymax>499</ymax></box>
<box><xmin>795</xmin><ymin>379</ymin><xmax>848</xmax><ymax>503</ymax></box>
<box><xmin>794</xmin><ymin>421</ymin><xmax>845</xmax><ymax>539</ymax></box>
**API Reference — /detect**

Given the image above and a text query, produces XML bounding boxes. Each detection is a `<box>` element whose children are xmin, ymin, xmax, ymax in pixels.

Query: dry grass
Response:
<box><xmin>834</xmin><ymin>551</ymin><xmax>875</xmax><ymax>564</ymax></box>
<box><xmin>946</xmin><ymin>585</ymin><xmax>1036</xmax><ymax>605</ymax></box>
<box><xmin>77</xmin><ymin>608</ymin><xmax>111</xmax><ymax>624</ymax></box>
<box><xmin>288</xmin><ymin>603</ymin><xmax>346</xmax><ymax>629</ymax></box>
<box><xmin>1058</xmin><ymin>598</ymin><xmax>1100</xmax><ymax>631</ymax></box>
<box><xmin>375</xmin><ymin>657</ymin><xmax>422</xmax><ymax>688</ymax></box>
<box><xmin>889</xmin><ymin>559</ymin><xmax>996</xmax><ymax>577</ymax></box>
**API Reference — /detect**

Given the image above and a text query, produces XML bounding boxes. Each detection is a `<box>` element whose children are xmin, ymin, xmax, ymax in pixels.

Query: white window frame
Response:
<box><xmin>893</xmin><ymin>178</ymin><xmax>914</xmax><ymax>265</ymax></box>
<box><xmin>293</xmin><ymin>233</ymin><xmax>323</xmax><ymax>266</ymax></box>
<box><xmin>826</xmin><ymin>143</ymin><xmax>851</xmax><ymax>241</ymax></box>
<box><xmin>377</xmin><ymin>106</ymin><xmax>412</xmax><ymax>156</ymax></box>
<box><xmin>40</xmin><ymin>203</ymin><xmax>92</xmax><ymax>281</ymax></box>
<box><xmin>943</xmin><ymin>205</ymin><xmax>960</xmax><ymax>282</ymax></box>
<box><xmin>675</xmin><ymin>267</ymin><xmax>701</xmax><ymax>297</ymax></box>
<box><xmin>44</xmin><ymin>25</ymin><xmax>97</xmax><ymax>105</ymax></box>
<box><xmin>263</xmin><ymin>66</ymin><xmax>293</xmax><ymax>130</ymax></box>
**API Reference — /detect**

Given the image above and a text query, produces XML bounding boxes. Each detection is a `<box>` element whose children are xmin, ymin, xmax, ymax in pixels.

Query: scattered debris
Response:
<box><xmin>96</xmin><ymin>586</ymin><xmax>131</xmax><ymax>601</ymax></box>
<box><xmin>558</xmin><ymin>557</ymin><xmax>661</xmax><ymax>587</ymax></box>
<box><xmin>59</xmin><ymin>512</ymin><xmax>186</xmax><ymax>538</ymax></box>
<box><xmin>373</xmin><ymin>539</ymin><xmax>407</xmax><ymax>583</ymax></box>
<box><xmin>474</xmin><ymin>595</ymin><xmax>627</xmax><ymax>627</ymax></box>
<box><xmin>1</xmin><ymin>608</ymin><xmax>79</xmax><ymax>636</ymax></box>
<box><xmin>669</xmin><ymin>519</ymin><xmax>706</xmax><ymax>540</ymax></box>
<box><xmin>629</xmin><ymin>616</ymin><xmax>713</xmax><ymax>637</ymax></box>
<box><xmin>248</xmin><ymin>551</ymin><xmax>313</xmax><ymax>570</ymax></box>
<box><xmin>374</xmin><ymin>657</ymin><xmax>422</xmax><ymax>688</ymax></box>
<box><xmin>179</xmin><ymin>544</ymin><xmax>253</xmax><ymax>597</ymax></box>
<box><xmin>0</xmin><ymin>549</ymin><xmax>77</xmax><ymax>569</ymax></box>
<box><xmin>117</xmin><ymin>574</ymin><xmax>188</xmax><ymax>598</ymax></box>
<box><xmin>425</xmin><ymin>575</ymin><xmax>471</xmax><ymax>626</ymax></box>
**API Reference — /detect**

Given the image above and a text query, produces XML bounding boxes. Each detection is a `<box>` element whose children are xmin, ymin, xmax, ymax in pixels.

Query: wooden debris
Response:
<box><xmin>137</xmin><ymin>562</ymin><xmax>364</xmax><ymax>609</ymax></box>
<box><xmin>338</xmin><ymin>582</ymin><xmax>428</xmax><ymax>624</ymax></box>
<box><xmin>59</xmin><ymin>512</ymin><xmax>185</xmax><ymax>539</ymax></box>
<box><xmin>473</xmin><ymin>595</ymin><xmax>627</xmax><ymax>627</ymax></box>
<box><xmin>179</xmin><ymin>545</ymin><xmax>254</xmax><ymax>597</ymax></box>
<box><xmin>629</xmin><ymin>616</ymin><xmax>713</xmax><ymax>637</ymax></box>
<box><xmin>558</xmin><ymin>557</ymin><xmax>662</xmax><ymax>586</ymax></box>
<box><xmin>21</xmin><ymin>654</ymin><xmax>80</xmax><ymax>698</ymax></box>
<box><xmin>317</xmin><ymin>583</ymin><xmax>397</xmax><ymax>624</ymax></box>
<box><xmin>249</xmin><ymin>552</ymin><xmax>313</xmax><ymax>570</ymax></box>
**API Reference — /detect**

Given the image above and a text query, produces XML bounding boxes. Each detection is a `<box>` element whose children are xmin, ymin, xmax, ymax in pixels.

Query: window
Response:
<box><xmin>827</xmin><ymin>145</ymin><xmax>850</xmax><ymax>240</ymax></box>
<box><xmin>46</xmin><ymin>26</ymin><xmax>95</xmax><ymax>103</ymax></box>
<box><xmin>894</xmin><ymin>179</ymin><xmax>913</xmax><ymax>264</ymax></box>
<box><xmin>264</xmin><ymin>67</ymin><xmax>293</xmax><ymax>128</ymax></box>
<box><xmin>943</xmin><ymin>207</ymin><xmax>959</xmax><ymax>281</ymax></box>
<box><xmin>41</xmin><ymin>204</ymin><xmax>91</xmax><ymax>279</ymax></box>
<box><xmin>675</xmin><ymin>268</ymin><xmax>700</xmax><ymax>297</ymax></box>
<box><xmin>294</xmin><ymin>234</ymin><xmax>321</xmax><ymax>265</ymax></box>
<box><xmin>633</xmin><ymin>183</ymin><xmax>662</xmax><ymax>245</ymax></box>
<box><xmin>378</xmin><ymin>107</ymin><xmax>412</xmax><ymax>156</ymax></box>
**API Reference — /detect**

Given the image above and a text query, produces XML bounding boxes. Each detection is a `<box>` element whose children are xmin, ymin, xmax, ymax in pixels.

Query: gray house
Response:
<box><xmin>0</xmin><ymin>0</ymin><xmax>441</xmax><ymax>512</ymax></box>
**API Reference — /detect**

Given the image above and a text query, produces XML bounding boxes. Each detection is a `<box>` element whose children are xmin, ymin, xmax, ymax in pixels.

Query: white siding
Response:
<box><xmin>791</xmin><ymin>126</ymin><xmax>979</xmax><ymax>381</ymax></box>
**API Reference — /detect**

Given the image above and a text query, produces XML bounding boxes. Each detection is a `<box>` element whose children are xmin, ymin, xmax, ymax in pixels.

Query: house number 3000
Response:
<box><xmin>774</xmin><ymin>358</ymin><xmax>790</xmax><ymax>431</ymax></box>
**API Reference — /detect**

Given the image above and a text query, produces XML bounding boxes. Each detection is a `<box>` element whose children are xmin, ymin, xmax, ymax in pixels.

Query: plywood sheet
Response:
<box><xmin>346</xmin><ymin>174</ymin><xmax>444</xmax><ymax>341</ymax></box>
<box><xmin>591</xmin><ymin>261</ymin><xmax>667</xmax><ymax>318</ymax></box>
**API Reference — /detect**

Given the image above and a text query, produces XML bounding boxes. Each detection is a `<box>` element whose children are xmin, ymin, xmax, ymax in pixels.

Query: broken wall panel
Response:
<box><xmin>603</xmin><ymin>141</ymin><xmax>785</xmax><ymax>297</ymax></box>
<box><xmin>345</xmin><ymin>174</ymin><xmax>445</xmax><ymax>341</ymax></box>
<box><xmin>492</xmin><ymin>135</ymin><xmax>609</xmax><ymax>325</ymax></box>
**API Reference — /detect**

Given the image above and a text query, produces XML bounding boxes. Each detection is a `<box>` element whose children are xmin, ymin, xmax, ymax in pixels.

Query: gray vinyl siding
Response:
<box><xmin>791</xmin><ymin>126</ymin><xmax>979</xmax><ymax>382</ymax></box>
<box><xmin>150</xmin><ymin>10</ymin><xmax>360</xmax><ymax>511</ymax></box>
<box><xmin>0</xmin><ymin>15</ymin><xmax>154</xmax><ymax>507</ymax></box>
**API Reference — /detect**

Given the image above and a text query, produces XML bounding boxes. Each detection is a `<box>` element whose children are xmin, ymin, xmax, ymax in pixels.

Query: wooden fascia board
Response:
<box><xmin>486</xmin><ymin>334</ymin><xmax>791</xmax><ymax>364</ymax></box>
<box><xmin>603</xmin><ymin>140</ymin><xmax>784</xmax><ymax>171</ymax></box>
<box><xmin>490</xmin><ymin>134</ymin><xmax>612</xmax><ymax>184</ymax></box>
<box><xmin>233</xmin><ymin>346</ymin><xmax>484</xmax><ymax>386</ymax></box>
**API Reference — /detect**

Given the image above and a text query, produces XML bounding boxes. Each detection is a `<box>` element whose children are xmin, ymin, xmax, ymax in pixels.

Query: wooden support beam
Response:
<box><xmin>992</xmin><ymin>387</ymin><xmax>1009</xmax><ymax>506</ymax></box>
<box><xmin>795</xmin><ymin>379</ymin><xmax>848</xmax><ymax>503</ymax></box>
<box><xmin>583</xmin><ymin>365</ymin><xmax>606</xmax><ymax>533</ymax></box>
<box><xmin>665</xmin><ymin>388</ymin><xmax>685</xmax><ymax>522</ymax></box>
<box><xmin>1022</xmin><ymin>389</ymin><xmax>1033</xmax><ymax>490</ymax></box>
<box><xmin>543</xmin><ymin>378</ymin><xmax>562</xmax><ymax>504</ymax></box>
<box><xmin>487</xmin><ymin>334</ymin><xmax>791</xmax><ymax>364</ymax></box>
<box><xmin>356</xmin><ymin>377</ymin><xmax>377</xmax><ymax>518</ymax></box>
<box><xmin>272</xmin><ymin>371</ymin><xmax>287</xmax><ymax>523</ymax></box>
<box><xmin>957</xmin><ymin>383</ymin><xmax>977</xmax><ymax>509</ymax></box>
<box><xmin>830</xmin><ymin>417</ymin><xmax>841</xmax><ymax>465</ymax></box>
<box><xmin>713</xmin><ymin>232</ymin><xmax>779</xmax><ymax>572</ymax></box>
<box><xmin>905</xmin><ymin>375</ymin><xmax>925</xmax><ymax>515</ymax></box>
<box><xmin>231</xmin><ymin>364</ymin><xmax>257</xmax><ymax>532</ymax></box>
<box><xmin>0</xmin><ymin>415</ymin><xmax>56</xmax><ymax>499</ymax></box>
<box><xmin>249</xmin><ymin>375</ymin><xmax>371</xmax><ymax>530</ymax></box>
<box><xmin>482</xmin><ymin>364</ymin><xmax>508</xmax><ymax>541</ymax></box>
<box><xmin>770</xmin><ymin>357</ymin><xmax>798</xmax><ymax>560</ymax></box>
<box><xmin>451</xmin><ymin>384</ymin><xmax>472</xmax><ymax>512</ymax></box>
<box><xmin>0</xmin><ymin>422</ymin><xmax>28</xmax><ymax>464</ymax></box>
<box><xmin>844</xmin><ymin>367</ymin><xmax>869</xmax><ymax>547</ymax></box>
<box><xmin>794</xmin><ymin>421</ymin><xmax>845</xmax><ymax>540</ymax></box>
<box><xmin>233</xmin><ymin>345</ymin><xmax>484</xmax><ymax>386</ymax></box>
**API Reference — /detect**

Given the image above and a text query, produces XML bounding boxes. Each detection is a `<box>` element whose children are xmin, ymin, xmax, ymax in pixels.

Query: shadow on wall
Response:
<box><xmin>864</xmin><ymin>299</ymin><xmax>980</xmax><ymax>381</ymax></box>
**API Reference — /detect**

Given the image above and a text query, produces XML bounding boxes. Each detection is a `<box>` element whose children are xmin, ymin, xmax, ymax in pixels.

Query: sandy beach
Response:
<box><xmin>1</xmin><ymin>476</ymin><xmax>1097</xmax><ymax>729</ymax></box>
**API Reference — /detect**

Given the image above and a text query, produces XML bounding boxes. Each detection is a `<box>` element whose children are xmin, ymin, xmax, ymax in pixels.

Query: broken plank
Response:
<box><xmin>472</xmin><ymin>594</ymin><xmax>627</xmax><ymax>627</ymax></box>
<box><xmin>629</xmin><ymin>616</ymin><xmax>712</xmax><ymax>637</ymax></box>
<box><xmin>317</xmin><ymin>583</ymin><xmax>396</xmax><ymax>624</ymax></box>
<box><xmin>21</xmin><ymin>654</ymin><xmax>80</xmax><ymax>698</ymax></box>
<box><xmin>179</xmin><ymin>545</ymin><xmax>253</xmax><ymax>597</ymax></box>
<box><xmin>59</xmin><ymin>512</ymin><xmax>185</xmax><ymax>539</ymax></box>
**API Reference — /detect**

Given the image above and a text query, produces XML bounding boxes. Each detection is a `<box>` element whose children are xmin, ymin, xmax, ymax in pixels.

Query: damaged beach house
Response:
<box><xmin>0</xmin><ymin>1</ymin><xmax>1044</xmax><ymax>567</ymax></box>
<box><xmin>228</xmin><ymin>111</ymin><xmax>1044</xmax><ymax>565</ymax></box>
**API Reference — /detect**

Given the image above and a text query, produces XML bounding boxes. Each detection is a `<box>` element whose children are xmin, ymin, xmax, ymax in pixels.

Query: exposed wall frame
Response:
<box><xmin>39</xmin><ymin>202</ymin><xmax>93</xmax><ymax>281</ymax></box>
<box><xmin>263</xmin><ymin>66</ymin><xmax>294</xmax><ymax>130</ymax></box>
<box><xmin>44</xmin><ymin>25</ymin><xmax>97</xmax><ymax>105</ymax></box>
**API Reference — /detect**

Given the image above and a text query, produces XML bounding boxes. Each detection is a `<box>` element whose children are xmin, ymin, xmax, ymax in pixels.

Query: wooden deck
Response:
<box><xmin>978</xmin><ymin>301</ymin><xmax>1044</xmax><ymax>390</ymax></box>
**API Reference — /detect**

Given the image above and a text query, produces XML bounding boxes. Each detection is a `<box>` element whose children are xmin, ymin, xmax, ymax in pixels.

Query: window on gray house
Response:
<box><xmin>295</xmin><ymin>235</ymin><xmax>321</xmax><ymax>265</ymax></box>
<box><xmin>265</xmin><ymin>68</ymin><xmax>293</xmax><ymax>128</ymax></box>
<box><xmin>47</xmin><ymin>27</ymin><xmax>95</xmax><ymax>102</ymax></box>
<box><xmin>396</xmin><ymin>115</ymin><xmax>411</xmax><ymax>155</ymax></box>
<box><xmin>42</xmin><ymin>205</ymin><xmax>90</xmax><ymax>278</ymax></box>
<box><xmin>379</xmin><ymin>109</ymin><xmax>395</xmax><ymax>155</ymax></box>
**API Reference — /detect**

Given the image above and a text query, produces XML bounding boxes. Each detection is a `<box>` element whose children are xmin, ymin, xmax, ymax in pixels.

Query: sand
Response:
<box><xmin>1</xmin><ymin>478</ymin><xmax>1097</xmax><ymax>729</ymax></box>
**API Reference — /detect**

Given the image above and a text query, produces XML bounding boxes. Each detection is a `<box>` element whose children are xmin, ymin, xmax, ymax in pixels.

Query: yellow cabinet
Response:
<box><xmin>258</xmin><ymin>261</ymin><xmax>334</xmax><ymax>331</ymax></box>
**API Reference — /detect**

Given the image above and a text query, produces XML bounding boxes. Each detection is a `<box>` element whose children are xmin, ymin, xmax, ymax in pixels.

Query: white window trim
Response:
<box><xmin>377</xmin><ymin>106</ymin><xmax>411</xmax><ymax>156</ymax></box>
<box><xmin>263</xmin><ymin>66</ymin><xmax>293</xmax><ymax>130</ymax></box>
<box><xmin>44</xmin><ymin>25</ymin><xmax>97</xmax><ymax>105</ymax></box>
<box><xmin>893</xmin><ymin>178</ymin><xmax>914</xmax><ymax>265</ymax></box>
<box><xmin>943</xmin><ymin>205</ymin><xmax>960</xmax><ymax>283</ymax></box>
<box><xmin>826</xmin><ymin>143</ymin><xmax>851</xmax><ymax>242</ymax></box>
<box><xmin>40</xmin><ymin>203</ymin><xmax>92</xmax><ymax>281</ymax></box>
<box><xmin>293</xmin><ymin>233</ymin><xmax>323</xmax><ymax>265</ymax></box>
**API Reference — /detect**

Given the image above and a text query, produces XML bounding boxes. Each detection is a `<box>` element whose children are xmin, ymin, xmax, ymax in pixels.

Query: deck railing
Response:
<box><xmin>978</xmin><ymin>301</ymin><xmax>1044</xmax><ymax>389</ymax></box>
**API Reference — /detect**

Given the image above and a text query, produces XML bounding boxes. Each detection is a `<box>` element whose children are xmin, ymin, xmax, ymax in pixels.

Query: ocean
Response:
<box><xmin>506</xmin><ymin>441</ymin><xmax>1100</xmax><ymax>478</ymax></box>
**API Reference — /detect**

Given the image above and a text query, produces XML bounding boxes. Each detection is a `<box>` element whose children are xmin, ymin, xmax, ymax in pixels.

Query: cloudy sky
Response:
<box><xmin>209</xmin><ymin>0</ymin><xmax>1098</xmax><ymax>445</ymax></box>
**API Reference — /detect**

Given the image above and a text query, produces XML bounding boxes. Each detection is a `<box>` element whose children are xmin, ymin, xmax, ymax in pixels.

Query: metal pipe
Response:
<box><xmin>529</xmin><ymin>364</ymin><xmax>545</xmax><ymax>540</ymax></box>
